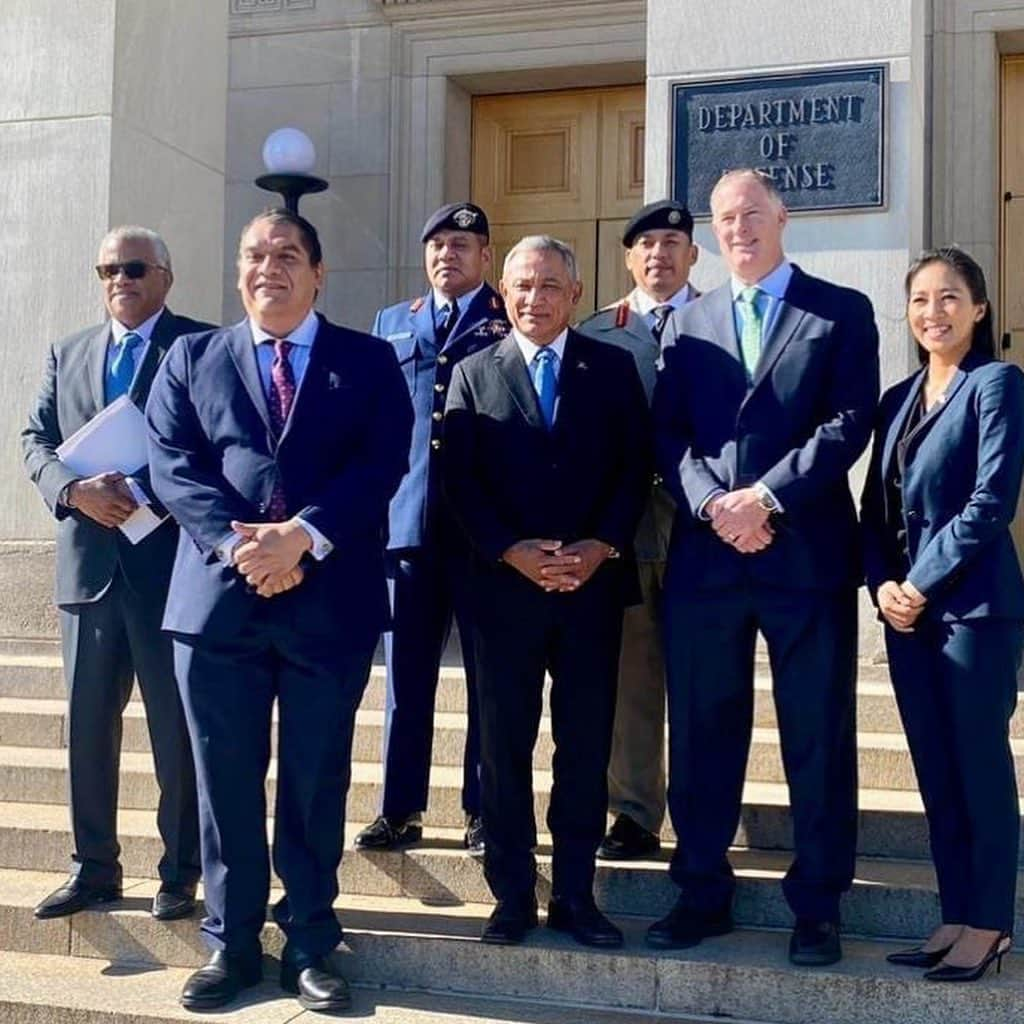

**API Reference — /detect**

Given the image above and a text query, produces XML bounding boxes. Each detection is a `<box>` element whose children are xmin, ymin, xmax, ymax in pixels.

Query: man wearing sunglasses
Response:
<box><xmin>22</xmin><ymin>226</ymin><xmax>212</xmax><ymax>924</ymax></box>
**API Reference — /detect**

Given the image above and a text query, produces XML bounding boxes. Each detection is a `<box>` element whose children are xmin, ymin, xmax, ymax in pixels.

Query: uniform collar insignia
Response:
<box><xmin>410</xmin><ymin>297</ymin><xmax>426</xmax><ymax>313</ymax></box>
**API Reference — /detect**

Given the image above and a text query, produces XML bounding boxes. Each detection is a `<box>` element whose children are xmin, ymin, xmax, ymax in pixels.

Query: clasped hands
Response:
<box><xmin>707</xmin><ymin>488</ymin><xmax>773</xmax><ymax>554</ymax></box>
<box><xmin>502</xmin><ymin>538</ymin><xmax>613</xmax><ymax>592</ymax></box>
<box><xmin>230</xmin><ymin>519</ymin><xmax>312</xmax><ymax>599</ymax></box>
<box><xmin>877</xmin><ymin>579</ymin><xmax>927</xmax><ymax>632</ymax></box>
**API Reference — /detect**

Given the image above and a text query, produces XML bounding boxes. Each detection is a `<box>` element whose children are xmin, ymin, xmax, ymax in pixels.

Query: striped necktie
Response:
<box><xmin>266</xmin><ymin>339</ymin><xmax>295</xmax><ymax>520</ymax></box>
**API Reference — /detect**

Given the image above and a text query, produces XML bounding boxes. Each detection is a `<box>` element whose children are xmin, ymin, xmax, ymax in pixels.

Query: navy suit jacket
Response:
<box><xmin>22</xmin><ymin>309</ymin><xmax>213</xmax><ymax>607</ymax></box>
<box><xmin>145</xmin><ymin>314</ymin><xmax>413</xmax><ymax>642</ymax></box>
<box><xmin>371</xmin><ymin>283</ymin><xmax>509</xmax><ymax>549</ymax></box>
<box><xmin>861</xmin><ymin>352</ymin><xmax>1024</xmax><ymax>621</ymax></box>
<box><xmin>443</xmin><ymin>330</ymin><xmax>651</xmax><ymax>603</ymax></box>
<box><xmin>653</xmin><ymin>265</ymin><xmax>880</xmax><ymax>592</ymax></box>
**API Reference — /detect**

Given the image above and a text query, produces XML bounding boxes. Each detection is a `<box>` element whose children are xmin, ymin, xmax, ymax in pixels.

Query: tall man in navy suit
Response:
<box><xmin>358</xmin><ymin>203</ymin><xmax>509</xmax><ymax>854</ymax></box>
<box><xmin>444</xmin><ymin>236</ymin><xmax>651</xmax><ymax>948</ymax></box>
<box><xmin>146</xmin><ymin>209</ymin><xmax>412</xmax><ymax>1013</ymax></box>
<box><xmin>23</xmin><ymin>226</ymin><xmax>207</xmax><ymax>923</ymax></box>
<box><xmin>649</xmin><ymin>171</ymin><xmax>879</xmax><ymax>966</ymax></box>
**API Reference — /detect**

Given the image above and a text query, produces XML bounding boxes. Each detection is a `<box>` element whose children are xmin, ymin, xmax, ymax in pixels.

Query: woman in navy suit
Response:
<box><xmin>861</xmin><ymin>247</ymin><xmax>1024</xmax><ymax>982</ymax></box>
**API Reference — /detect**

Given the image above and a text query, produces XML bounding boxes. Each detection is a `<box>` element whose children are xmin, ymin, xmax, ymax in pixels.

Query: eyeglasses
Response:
<box><xmin>95</xmin><ymin>261</ymin><xmax>167</xmax><ymax>281</ymax></box>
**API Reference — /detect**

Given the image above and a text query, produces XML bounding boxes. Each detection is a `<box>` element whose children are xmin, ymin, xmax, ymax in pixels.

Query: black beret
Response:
<box><xmin>622</xmin><ymin>200</ymin><xmax>694</xmax><ymax>247</ymax></box>
<box><xmin>420</xmin><ymin>202</ymin><xmax>490</xmax><ymax>243</ymax></box>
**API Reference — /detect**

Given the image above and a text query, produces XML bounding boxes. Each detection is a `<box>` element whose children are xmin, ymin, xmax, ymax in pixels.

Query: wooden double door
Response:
<box><xmin>471</xmin><ymin>85</ymin><xmax>646</xmax><ymax>315</ymax></box>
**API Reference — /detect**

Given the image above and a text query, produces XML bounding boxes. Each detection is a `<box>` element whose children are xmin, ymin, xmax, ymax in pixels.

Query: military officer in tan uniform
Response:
<box><xmin>577</xmin><ymin>199</ymin><xmax>698</xmax><ymax>860</ymax></box>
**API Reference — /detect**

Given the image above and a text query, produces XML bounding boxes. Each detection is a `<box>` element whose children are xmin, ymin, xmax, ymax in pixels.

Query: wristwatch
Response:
<box><xmin>753</xmin><ymin>481</ymin><xmax>780</xmax><ymax>514</ymax></box>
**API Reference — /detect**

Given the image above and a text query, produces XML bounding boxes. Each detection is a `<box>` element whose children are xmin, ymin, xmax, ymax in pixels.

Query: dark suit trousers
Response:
<box><xmin>59</xmin><ymin>571</ymin><xmax>199</xmax><ymax>890</ymax></box>
<box><xmin>474</xmin><ymin>567</ymin><xmax>623</xmax><ymax>906</ymax></box>
<box><xmin>382</xmin><ymin>547</ymin><xmax>480</xmax><ymax>817</ymax></box>
<box><xmin>886</xmin><ymin>617</ymin><xmax>1022</xmax><ymax>932</ymax></box>
<box><xmin>173</xmin><ymin>608</ymin><xmax>374</xmax><ymax>960</ymax></box>
<box><xmin>664</xmin><ymin>584</ymin><xmax>858</xmax><ymax>922</ymax></box>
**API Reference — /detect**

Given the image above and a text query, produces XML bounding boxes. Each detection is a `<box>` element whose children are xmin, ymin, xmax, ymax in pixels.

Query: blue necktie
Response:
<box><xmin>106</xmin><ymin>331</ymin><xmax>143</xmax><ymax>402</ymax></box>
<box><xmin>532</xmin><ymin>348</ymin><xmax>558</xmax><ymax>429</ymax></box>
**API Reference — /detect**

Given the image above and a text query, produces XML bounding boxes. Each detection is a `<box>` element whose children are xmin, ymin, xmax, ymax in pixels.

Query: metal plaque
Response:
<box><xmin>672</xmin><ymin>65</ymin><xmax>885</xmax><ymax>216</ymax></box>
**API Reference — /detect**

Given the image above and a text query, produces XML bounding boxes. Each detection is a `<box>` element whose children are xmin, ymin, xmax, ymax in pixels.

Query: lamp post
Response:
<box><xmin>254</xmin><ymin>127</ymin><xmax>328</xmax><ymax>214</ymax></box>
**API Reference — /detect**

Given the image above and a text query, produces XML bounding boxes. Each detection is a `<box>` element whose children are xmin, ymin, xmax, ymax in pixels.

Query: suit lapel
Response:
<box><xmin>278</xmin><ymin>316</ymin><xmax>327</xmax><ymax>447</ymax></box>
<box><xmin>447</xmin><ymin>285</ymin><xmax>496</xmax><ymax>349</ymax></box>
<box><xmin>226</xmin><ymin>321</ymin><xmax>273</xmax><ymax>433</ymax></box>
<box><xmin>749</xmin><ymin>298</ymin><xmax>808</xmax><ymax>390</ymax></box>
<box><xmin>87</xmin><ymin>324</ymin><xmax>111</xmax><ymax>412</ymax></box>
<box><xmin>551</xmin><ymin>332</ymin><xmax>587</xmax><ymax>438</ymax></box>
<box><xmin>494</xmin><ymin>335</ymin><xmax>545</xmax><ymax>430</ymax></box>
<box><xmin>703</xmin><ymin>284</ymin><xmax>741</xmax><ymax>362</ymax></box>
<box><xmin>882</xmin><ymin>369</ymin><xmax>925</xmax><ymax>481</ymax></box>
<box><xmin>128</xmin><ymin>309</ymin><xmax>174</xmax><ymax>407</ymax></box>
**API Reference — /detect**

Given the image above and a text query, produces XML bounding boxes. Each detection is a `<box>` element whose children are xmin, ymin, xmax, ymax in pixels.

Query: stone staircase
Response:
<box><xmin>0</xmin><ymin>643</ymin><xmax>1022</xmax><ymax>1023</ymax></box>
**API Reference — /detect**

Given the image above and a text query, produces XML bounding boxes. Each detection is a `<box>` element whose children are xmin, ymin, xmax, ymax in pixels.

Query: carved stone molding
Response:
<box><xmin>230</xmin><ymin>0</ymin><xmax>315</xmax><ymax>15</ymax></box>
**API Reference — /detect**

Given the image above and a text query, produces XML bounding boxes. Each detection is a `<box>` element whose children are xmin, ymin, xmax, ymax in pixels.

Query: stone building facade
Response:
<box><xmin>2</xmin><ymin>0</ymin><xmax>1023</xmax><ymax>639</ymax></box>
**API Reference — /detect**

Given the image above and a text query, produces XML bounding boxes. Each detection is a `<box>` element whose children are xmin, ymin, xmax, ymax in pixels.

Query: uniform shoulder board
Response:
<box><xmin>410</xmin><ymin>297</ymin><xmax>426</xmax><ymax>313</ymax></box>
<box><xmin>488</xmin><ymin>294</ymin><xmax>502</xmax><ymax>311</ymax></box>
<box><xmin>615</xmin><ymin>301</ymin><xmax>630</xmax><ymax>329</ymax></box>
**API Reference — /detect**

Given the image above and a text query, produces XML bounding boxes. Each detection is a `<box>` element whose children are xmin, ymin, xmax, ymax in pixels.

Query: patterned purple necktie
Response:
<box><xmin>266</xmin><ymin>339</ymin><xmax>295</xmax><ymax>521</ymax></box>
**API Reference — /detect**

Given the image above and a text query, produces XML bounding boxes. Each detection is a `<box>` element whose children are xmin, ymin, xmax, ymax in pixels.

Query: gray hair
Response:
<box><xmin>710</xmin><ymin>168</ymin><xmax>785</xmax><ymax>213</ymax></box>
<box><xmin>99</xmin><ymin>225</ymin><xmax>172</xmax><ymax>272</ymax></box>
<box><xmin>502</xmin><ymin>235</ymin><xmax>579</xmax><ymax>283</ymax></box>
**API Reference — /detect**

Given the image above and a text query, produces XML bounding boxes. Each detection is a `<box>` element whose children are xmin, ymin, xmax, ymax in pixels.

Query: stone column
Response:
<box><xmin>0</xmin><ymin>0</ymin><xmax>228</xmax><ymax>640</ymax></box>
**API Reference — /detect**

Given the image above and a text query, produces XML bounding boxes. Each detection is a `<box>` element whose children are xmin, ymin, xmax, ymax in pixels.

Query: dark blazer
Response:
<box><xmin>371</xmin><ymin>283</ymin><xmax>510</xmax><ymax>549</ymax></box>
<box><xmin>860</xmin><ymin>352</ymin><xmax>1024</xmax><ymax>621</ymax></box>
<box><xmin>442</xmin><ymin>329</ymin><xmax>651</xmax><ymax>601</ymax></box>
<box><xmin>653</xmin><ymin>265</ymin><xmax>880</xmax><ymax>592</ymax></box>
<box><xmin>145</xmin><ymin>314</ymin><xmax>413</xmax><ymax>642</ymax></box>
<box><xmin>22</xmin><ymin>309</ymin><xmax>213</xmax><ymax>607</ymax></box>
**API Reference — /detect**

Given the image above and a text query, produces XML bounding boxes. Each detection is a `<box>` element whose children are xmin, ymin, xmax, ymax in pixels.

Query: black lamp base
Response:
<box><xmin>255</xmin><ymin>173</ymin><xmax>328</xmax><ymax>214</ymax></box>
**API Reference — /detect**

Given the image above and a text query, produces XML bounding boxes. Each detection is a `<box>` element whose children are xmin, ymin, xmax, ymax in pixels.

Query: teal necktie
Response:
<box><xmin>106</xmin><ymin>331</ymin><xmax>143</xmax><ymax>402</ymax></box>
<box><xmin>737</xmin><ymin>286</ymin><xmax>764</xmax><ymax>380</ymax></box>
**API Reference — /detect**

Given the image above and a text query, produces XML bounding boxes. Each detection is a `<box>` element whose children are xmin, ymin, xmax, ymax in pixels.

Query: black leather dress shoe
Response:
<box><xmin>464</xmin><ymin>816</ymin><xmax>485</xmax><ymax>857</ymax></box>
<box><xmin>34</xmin><ymin>877</ymin><xmax>121</xmax><ymax>919</ymax></box>
<box><xmin>354</xmin><ymin>814</ymin><xmax>423</xmax><ymax>851</ymax></box>
<box><xmin>152</xmin><ymin>887</ymin><xmax>197</xmax><ymax>921</ymax></box>
<box><xmin>886</xmin><ymin>943</ymin><xmax>952</xmax><ymax>968</ymax></box>
<box><xmin>480</xmin><ymin>901</ymin><xmax>539</xmax><ymax>945</ymax></box>
<box><xmin>180</xmin><ymin>950</ymin><xmax>262</xmax><ymax>1011</ymax></box>
<box><xmin>789</xmin><ymin>919</ymin><xmax>842</xmax><ymax>966</ymax></box>
<box><xmin>645</xmin><ymin>899</ymin><xmax>733</xmax><ymax>949</ymax></box>
<box><xmin>597</xmin><ymin>814</ymin><xmax>661</xmax><ymax>861</ymax></box>
<box><xmin>280</xmin><ymin>955</ymin><xmax>351</xmax><ymax>1012</ymax></box>
<box><xmin>547</xmin><ymin>897</ymin><xmax>623</xmax><ymax>948</ymax></box>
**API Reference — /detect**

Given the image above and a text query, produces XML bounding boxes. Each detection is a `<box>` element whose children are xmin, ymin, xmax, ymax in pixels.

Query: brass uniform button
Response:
<box><xmin>437</xmin><ymin>354</ymin><xmax>449</xmax><ymax>365</ymax></box>
<box><xmin>434</xmin><ymin>383</ymin><xmax>445</xmax><ymax>393</ymax></box>
<box><xmin>431</xmin><ymin>439</ymin><xmax>442</xmax><ymax>451</ymax></box>
<box><xmin>432</xmin><ymin>411</ymin><xmax>443</xmax><ymax>422</ymax></box>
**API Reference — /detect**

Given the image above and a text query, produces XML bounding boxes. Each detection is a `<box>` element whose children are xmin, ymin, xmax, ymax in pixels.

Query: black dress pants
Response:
<box><xmin>473</xmin><ymin>567</ymin><xmax>624</xmax><ymax>906</ymax></box>
<box><xmin>60</xmin><ymin>571</ymin><xmax>199</xmax><ymax>890</ymax></box>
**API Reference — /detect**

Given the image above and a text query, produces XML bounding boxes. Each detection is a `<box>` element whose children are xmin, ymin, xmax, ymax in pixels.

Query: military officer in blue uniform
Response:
<box><xmin>577</xmin><ymin>200</ymin><xmax>698</xmax><ymax>861</ymax></box>
<box><xmin>357</xmin><ymin>202</ymin><xmax>510</xmax><ymax>853</ymax></box>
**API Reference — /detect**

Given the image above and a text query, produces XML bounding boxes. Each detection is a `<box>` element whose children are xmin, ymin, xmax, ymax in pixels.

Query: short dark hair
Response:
<box><xmin>904</xmin><ymin>246</ymin><xmax>995</xmax><ymax>363</ymax></box>
<box><xmin>240</xmin><ymin>207</ymin><xmax>323</xmax><ymax>266</ymax></box>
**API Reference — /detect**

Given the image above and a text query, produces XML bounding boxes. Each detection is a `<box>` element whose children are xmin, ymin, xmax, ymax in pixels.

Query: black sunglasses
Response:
<box><xmin>95</xmin><ymin>261</ymin><xmax>167</xmax><ymax>281</ymax></box>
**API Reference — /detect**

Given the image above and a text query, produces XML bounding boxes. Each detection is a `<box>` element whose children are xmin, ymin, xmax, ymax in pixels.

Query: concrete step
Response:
<box><xmin>0</xmin><ymin>950</ymin><xmax>695</xmax><ymax>1024</ymax></box>
<box><xmin>2</xmin><ymin>805</ymin><xmax>1022</xmax><ymax>940</ymax></box>
<box><xmin>0</xmin><ymin>873</ymin><xmax>1020</xmax><ymax>1024</ymax></box>
<box><xmin>2</xmin><ymin>751</ymin><xmax>1021</xmax><ymax>863</ymax></box>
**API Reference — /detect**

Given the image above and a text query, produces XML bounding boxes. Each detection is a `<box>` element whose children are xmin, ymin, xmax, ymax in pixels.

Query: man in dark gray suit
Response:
<box><xmin>23</xmin><ymin>226</ymin><xmax>209</xmax><ymax>921</ymax></box>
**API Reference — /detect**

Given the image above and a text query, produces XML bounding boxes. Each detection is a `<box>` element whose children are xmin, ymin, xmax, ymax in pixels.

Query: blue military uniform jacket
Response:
<box><xmin>371</xmin><ymin>282</ymin><xmax>509</xmax><ymax>549</ymax></box>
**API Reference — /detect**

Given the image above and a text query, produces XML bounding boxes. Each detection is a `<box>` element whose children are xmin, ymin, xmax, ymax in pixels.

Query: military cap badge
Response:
<box><xmin>453</xmin><ymin>208</ymin><xmax>478</xmax><ymax>229</ymax></box>
<box><xmin>668</xmin><ymin>210</ymin><xmax>682</xmax><ymax>225</ymax></box>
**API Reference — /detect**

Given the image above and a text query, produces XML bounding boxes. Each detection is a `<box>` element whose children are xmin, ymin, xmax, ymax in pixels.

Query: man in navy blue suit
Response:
<box><xmin>650</xmin><ymin>170</ymin><xmax>879</xmax><ymax>966</ymax></box>
<box><xmin>357</xmin><ymin>202</ymin><xmax>509</xmax><ymax>854</ymax></box>
<box><xmin>146</xmin><ymin>209</ymin><xmax>412</xmax><ymax>1013</ymax></box>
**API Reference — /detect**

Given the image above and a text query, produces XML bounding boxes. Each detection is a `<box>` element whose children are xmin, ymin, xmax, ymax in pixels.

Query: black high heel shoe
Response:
<box><xmin>886</xmin><ymin>943</ymin><xmax>953</xmax><ymax>969</ymax></box>
<box><xmin>924</xmin><ymin>932</ymin><xmax>1012</xmax><ymax>983</ymax></box>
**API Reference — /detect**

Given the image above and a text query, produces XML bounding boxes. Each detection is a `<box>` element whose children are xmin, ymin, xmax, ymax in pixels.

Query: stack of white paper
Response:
<box><xmin>56</xmin><ymin>396</ymin><xmax>168</xmax><ymax>544</ymax></box>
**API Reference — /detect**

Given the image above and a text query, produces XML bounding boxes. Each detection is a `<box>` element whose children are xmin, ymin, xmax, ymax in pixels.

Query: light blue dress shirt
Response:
<box><xmin>431</xmin><ymin>282</ymin><xmax>484</xmax><ymax>341</ymax></box>
<box><xmin>729</xmin><ymin>260</ymin><xmax>794</xmax><ymax>351</ymax></box>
